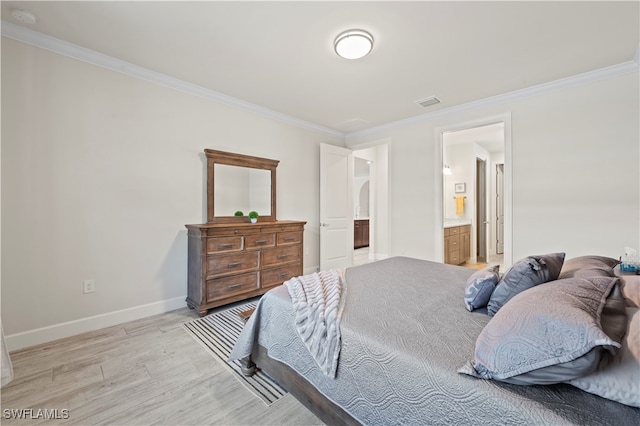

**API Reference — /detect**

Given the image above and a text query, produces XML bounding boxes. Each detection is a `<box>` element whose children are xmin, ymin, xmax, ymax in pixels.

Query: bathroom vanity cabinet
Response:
<box><xmin>444</xmin><ymin>224</ymin><xmax>470</xmax><ymax>265</ymax></box>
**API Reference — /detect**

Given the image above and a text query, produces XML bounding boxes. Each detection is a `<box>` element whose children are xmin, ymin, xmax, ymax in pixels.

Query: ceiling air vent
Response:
<box><xmin>415</xmin><ymin>96</ymin><xmax>441</xmax><ymax>108</ymax></box>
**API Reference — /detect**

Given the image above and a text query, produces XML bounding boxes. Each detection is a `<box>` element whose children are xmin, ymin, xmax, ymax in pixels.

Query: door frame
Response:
<box><xmin>434</xmin><ymin>113</ymin><xmax>513</xmax><ymax>267</ymax></box>
<box><xmin>476</xmin><ymin>157</ymin><xmax>487</xmax><ymax>263</ymax></box>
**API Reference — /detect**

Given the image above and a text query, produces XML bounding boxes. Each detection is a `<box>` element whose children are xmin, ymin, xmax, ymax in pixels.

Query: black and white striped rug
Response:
<box><xmin>183</xmin><ymin>301</ymin><xmax>287</xmax><ymax>405</ymax></box>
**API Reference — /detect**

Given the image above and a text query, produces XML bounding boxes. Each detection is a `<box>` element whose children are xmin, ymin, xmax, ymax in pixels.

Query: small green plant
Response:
<box><xmin>248</xmin><ymin>211</ymin><xmax>259</xmax><ymax>219</ymax></box>
<box><xmin>234</xmin><ymin>211</ymin><xmax>244</xmax><ymax>217</ymax></box>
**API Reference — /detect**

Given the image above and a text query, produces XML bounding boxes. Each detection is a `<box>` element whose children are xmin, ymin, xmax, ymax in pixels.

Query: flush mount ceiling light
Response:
<box><xmin>334</xmin><ymin>29</ymin><xmax>374</xmax><ymax>59</ymax></box>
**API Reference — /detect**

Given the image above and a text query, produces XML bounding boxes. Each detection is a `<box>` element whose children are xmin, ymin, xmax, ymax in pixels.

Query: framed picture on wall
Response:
<box><xmin>454</xmin><ymin>183</ymin><xmax>466</xmax><ymax>193</ymax></box>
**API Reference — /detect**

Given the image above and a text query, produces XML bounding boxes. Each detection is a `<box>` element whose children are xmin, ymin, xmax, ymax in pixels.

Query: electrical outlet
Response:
<box><xmin>83</xmin><ymin>279</ymin><xmax>95</xmax><ymax>294</ymax></box>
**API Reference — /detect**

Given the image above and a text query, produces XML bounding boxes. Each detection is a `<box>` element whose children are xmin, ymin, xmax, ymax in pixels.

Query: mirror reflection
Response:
<box><xmin>214</xmin><ymin>164</ymin><xmax>272</xmax><ymax>217</ymax></box>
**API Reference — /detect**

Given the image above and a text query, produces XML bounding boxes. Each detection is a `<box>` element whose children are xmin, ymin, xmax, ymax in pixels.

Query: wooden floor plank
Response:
<box><xmin>1</xmin><ymin>307</ymin><xmax>324</xmax><ymax>425</ymax></box>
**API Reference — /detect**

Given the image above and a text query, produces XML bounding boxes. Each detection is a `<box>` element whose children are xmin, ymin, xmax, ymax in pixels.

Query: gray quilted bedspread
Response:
<box><xmin>230</xmin><ymin>257</ymin><xmax>640</xmax><ymax>425</ymax></box>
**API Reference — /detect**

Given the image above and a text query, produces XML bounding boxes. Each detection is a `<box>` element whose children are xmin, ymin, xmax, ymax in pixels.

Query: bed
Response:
<box><xmin>230</xmin><ymin>256</ymin><xmax>640</xmax><ymax>425</ymax></box>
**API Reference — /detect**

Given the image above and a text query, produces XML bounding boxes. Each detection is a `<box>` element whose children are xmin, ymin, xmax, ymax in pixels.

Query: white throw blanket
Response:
<box><xmin>284</xmin><ymin>268</ymin><xmax>345</xmax><ymax>378</ymax></box>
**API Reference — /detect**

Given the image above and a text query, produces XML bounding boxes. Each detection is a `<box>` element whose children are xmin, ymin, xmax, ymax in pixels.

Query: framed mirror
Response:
<box><xmin>205</xmin><ymin>149</ymin><xmax>278</xmax><ymax>223</ymax></box>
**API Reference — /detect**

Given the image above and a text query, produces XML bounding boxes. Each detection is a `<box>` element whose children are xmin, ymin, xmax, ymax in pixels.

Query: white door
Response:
<box><xmin>320</xmin><ymin>143</ymin><xmax>353</xmax><ymax>271</ymax></box>
<box><xmin>496</xmin><ymin>163</ymin><xmax>504</xmax><ymax>254</ymax></box>
<box><xmin>476</xmin><ymin>158</ymin><xmax>488</xmax><ymax>263</ymax></box>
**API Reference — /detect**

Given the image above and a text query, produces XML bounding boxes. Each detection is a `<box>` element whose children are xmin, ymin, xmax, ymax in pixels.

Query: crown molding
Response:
<box><xmin>3</xmin><ymin>21</ymin><xmax>637</xmax><ymax>144</ymax></box>
<box><xmin>346</xmin><ymin>58</ymin><xmax>639</xmax><ymax>141</ymax></box>
<box><xmin>1</xmin><ymin>21</ymin><xmax>344</xmax><ymax>140</ymax></box>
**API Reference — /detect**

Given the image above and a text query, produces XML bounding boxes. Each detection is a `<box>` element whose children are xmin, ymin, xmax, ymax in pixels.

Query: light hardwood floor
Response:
<box><xmin>1</xmin><ymin>307</ymin><xmax>323</xmax><ymax>425</ymax></box>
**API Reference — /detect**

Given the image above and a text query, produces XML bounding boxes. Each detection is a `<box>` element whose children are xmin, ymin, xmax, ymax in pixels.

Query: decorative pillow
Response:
<box><xmin>487</xmin><ymin>252</ymin><xmax>565</xmax><ymax>316</ymax></box>
<box><xmin>461</xmin><ymin>276</ymin><xmax>622</xmax><ymax>385</ymax></box>
<box><xmin>568</xmin><ymin>307</ymin><xmax>640</xmax><ymax>407</ymax></box>
<box><xmin>464</xmin><ymin>265</ymin><xmax>500</xmax><ymax>311</ymax></box>
<box><xmin>619</xmin><ymin>275</ymin><xmax>640</xmax><ymax>308</ymax></box>
<box><xmin>599</xmin><ymin>284</ymin><xmax>629</xmax><ymax>345</ymax></box>
<box><xmin>559</xmin><ymin>255</ymin><xmax>620</xmax><ymax>279</ymax></box>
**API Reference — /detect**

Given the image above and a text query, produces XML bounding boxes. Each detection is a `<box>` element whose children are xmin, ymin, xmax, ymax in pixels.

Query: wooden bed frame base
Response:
<box><xmin>248</xmin><ymin>344</ymin><xmax>361</xmax><ymax>426</ymax></box>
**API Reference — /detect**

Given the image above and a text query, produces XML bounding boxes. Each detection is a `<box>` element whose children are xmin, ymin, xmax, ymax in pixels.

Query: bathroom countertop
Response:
<box><xmin>443</xmin><ymin>220</ymin><xmax>471</xmax><ymax>228</ymax></box>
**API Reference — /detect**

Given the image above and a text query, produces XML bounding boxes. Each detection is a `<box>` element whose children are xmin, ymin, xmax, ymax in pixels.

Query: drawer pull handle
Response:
<box><xmin>227</xmin><ymin>284</ymin><xmax>243</xmax><ymax>290</ymax></box>
<box><xmin>283</xmin><ymin>237</ymin><xmax>295</xmax><ymax>242</ymax></box>
<box><xmin>277</xmin><ymin>254</ymin><xmax>289</xmax><ymax>260</ymax></box>
<box><xmin>218</xmin><ymin>243</ymin><xmax>233</xmax><ymax>249</ymax></box>
<box><xmin>255</xmin><ymin>240</ymin><xmax>269</xmax><ymax>244</ymax></box>
<box><xmin>227</xmin><ymin>262</ymin><xmax>243</xmax><ymax>268</ymax></box>
<box><xmin>277</xmin><ymin>273</ymin><xmax>288</xmax><ymax>279</ymax></box>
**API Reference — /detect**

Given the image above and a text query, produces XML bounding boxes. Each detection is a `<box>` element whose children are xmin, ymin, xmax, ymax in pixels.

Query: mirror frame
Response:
<box><xmin>205</xmin><ymin>149</ymin><xmax>278</xmax><ymax>223</ymax></box>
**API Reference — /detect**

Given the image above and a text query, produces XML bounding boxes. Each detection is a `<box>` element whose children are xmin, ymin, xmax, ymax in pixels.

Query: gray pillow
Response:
<box><xmin>464</xmin><ymin>265</ymin><xmax>500</xmax><ymax>311</ymax></box>
<box><xmin>559</xmin><ymin>255</ymin><xmax>620</xmax><ymax>279</ymax></box>
<box><xmin>487</xmin><ymin>252</ymin><xmax>565</xmax><ymax>316</ymax></box>
<box><xmin>567</xmin><ymin>307</ymin><xmax>640</xmax><ymax>407</ymax></box>
<box><xmin>460</xmin><ymin>276</ymin><xmax>622</xmax><ymax>385</ymax></box>
<box><xmin>600</xmin><ymin>284</ymin><xmax>628</xmax><ymax>345</ymax></box>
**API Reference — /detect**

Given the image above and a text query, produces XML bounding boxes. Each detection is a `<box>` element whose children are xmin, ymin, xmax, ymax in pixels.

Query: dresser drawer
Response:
<box><xmin>206</xmin><ymin>227</ymin><xmax>261</xmax><ymax>237</ymax></box>
<box><xmin>277</xmin><ymin>231</ymin><xmax>302</xmax><ymax>246</ymax></box>
<box><xmin>262</xmin><ymin>245</ymin><xmax>301</xmax><ymax>267</ymax></box>
<box><xmin>273</xmin><ymin>224</ymin><xmax>304</xmax><ymax>233</ymax></box>
<box><xmin>261</xmin><ymin>264</ymin><xmax>301</xmax><ymax>289</ymax></box>
<box><xmin>245</xmin><ymin>233</ymin><xmax>275</xmax><ymax>249</ymax></box>
<box><xmin>206</xmin><ymin>272</ymin><xmax>259</xmax><ymax>302</ymax></box>
<box><xmin>206</xmin><ymin>251</ymin><xmax>260</xmax><ymax>278</ymax></box>
<box><xmin>449</xmin><ymin>226</ymin><xmax>460</xmax><ymax>235</ymax></box>
<box><xmin>207</xmin><ymin>236</ymin><xmax>243</xmax><ymax>253</ymax></box>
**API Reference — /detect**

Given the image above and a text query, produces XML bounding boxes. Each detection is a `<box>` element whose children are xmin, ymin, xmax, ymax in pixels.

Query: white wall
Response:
<box><xmin>347</xmin><ymin>71</ymin><xmax>640</xmax><ymax>263</ymax></box>
<box><xmin>2</xmin><ymin>35</ymin><xmax>638</xmax><ymax>350</ymax></box>
<box><xmin>1</xmin><ymin>38</ymin><xmax>342</xmax><ymax>348</ymax></box>
<box><xmin>443</xmin><ymin>143</ymin><xmax>474</xmax><ymax>221</ymax></box>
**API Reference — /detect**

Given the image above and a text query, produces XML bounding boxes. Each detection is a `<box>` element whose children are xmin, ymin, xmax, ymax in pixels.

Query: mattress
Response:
<box><xmin>231</xmin><ymin>257</ymin><xmax>640</xmax><ymax>425</ymax></box>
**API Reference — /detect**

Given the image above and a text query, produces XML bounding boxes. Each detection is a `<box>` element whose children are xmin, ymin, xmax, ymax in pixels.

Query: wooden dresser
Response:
<box><xmin>186</xmin><ymin>220</ymin><xmax>305</xmax><ymax>316</ymax></box>
<box><xmin>444</xmin><ymin>224</ymin><xmax>471</xmax><ymax>265</ymax></box>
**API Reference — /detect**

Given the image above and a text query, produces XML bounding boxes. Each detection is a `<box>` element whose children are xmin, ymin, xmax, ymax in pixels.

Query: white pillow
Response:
<box><xmin>567</xmin><ymin>307</ymin><xmax>640</xmax><ymax>407</ymax></box>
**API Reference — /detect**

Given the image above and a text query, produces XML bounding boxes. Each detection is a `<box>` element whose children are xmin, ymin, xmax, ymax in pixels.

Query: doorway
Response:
<box><xmin>352</xmin><ymin>144</ymin><xmax>389</xmax><ymax>265</ymax></box>
<box><xmin>353</xmin><ymin>156</ymin><xmax>372</xmax><ymax>266</ymax></box>
<box><xmin>319</xmin><ymin>142</ymin><xmax>389</xmax><ymax>271</ymax></box>
<box><xmin>438</xmin><ymin>115</ymin><xmax>511</xmax><ymax>269</ymax></box>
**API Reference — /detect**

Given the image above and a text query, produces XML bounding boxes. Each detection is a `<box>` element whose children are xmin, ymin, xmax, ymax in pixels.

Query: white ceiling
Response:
<box><xmin>2</xmin><ymin>1</ymin><xmax>639</xmax><ymax>135</ymax></box>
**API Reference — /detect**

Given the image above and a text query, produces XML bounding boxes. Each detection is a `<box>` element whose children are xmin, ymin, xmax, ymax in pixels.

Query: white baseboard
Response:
<box><xmin>5</xmin><ymin>296</ymin><xmax>187</xmax><ymax>352</ymax></box>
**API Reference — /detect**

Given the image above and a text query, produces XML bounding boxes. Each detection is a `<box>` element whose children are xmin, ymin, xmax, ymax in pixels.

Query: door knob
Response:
<box><xmin>320</xmin><ymin>223</ymin><xmax>329</xmax><ymax>227</ymax></box>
